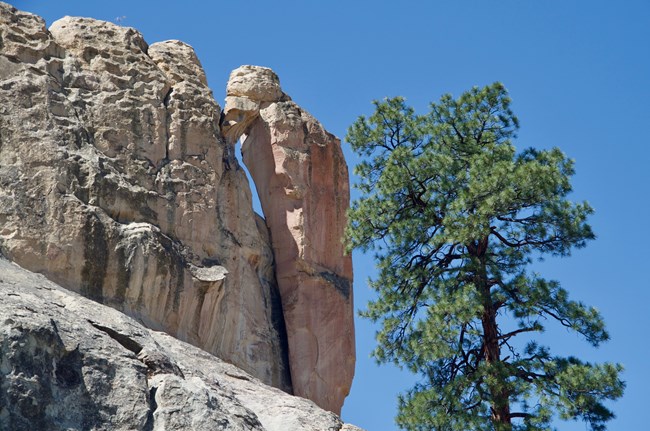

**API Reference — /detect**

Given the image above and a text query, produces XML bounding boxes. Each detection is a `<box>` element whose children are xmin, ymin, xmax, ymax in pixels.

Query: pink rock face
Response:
<box><xmin>223</xmin><ymin>66</ymin><xmax>355</xmax><ymax>414</ymax></box>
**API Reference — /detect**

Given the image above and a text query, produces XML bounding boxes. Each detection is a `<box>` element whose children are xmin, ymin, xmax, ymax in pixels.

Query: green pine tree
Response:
<box><xmin>346</xmin><ymin>83</ymin><xmax>624</xmax><ymax>431</ymax></box>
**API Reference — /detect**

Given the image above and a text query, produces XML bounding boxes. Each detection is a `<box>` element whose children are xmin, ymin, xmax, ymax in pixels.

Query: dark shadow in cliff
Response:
<box><xmin>231</xmin><ymin>140</ymin><xmax>293</xmax><ymax>393</ymax></box>
<box><xmin>268</xmin><ymin>269</ymin><xmax>293</xmax><ymax>393</ymax></box>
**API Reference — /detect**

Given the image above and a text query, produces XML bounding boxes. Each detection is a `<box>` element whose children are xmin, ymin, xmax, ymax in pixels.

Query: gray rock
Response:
<box><xmin>0</xmin><ymin>258</ymin><xmax>364</xmax><ymax>430</ymax></box>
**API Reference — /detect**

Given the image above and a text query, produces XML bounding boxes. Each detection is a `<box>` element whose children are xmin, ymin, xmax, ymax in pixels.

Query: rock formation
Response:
<box><xmin>0</xmin><ymin>257</ymin><xmax>364</xmax><ymax>431</ymax></box>
<box><xmin>0</xmin><ymin>1</ymin><xmax>355</xmax><ymax>416</ymax></box>
<box><xmin>0</xmin><ymin>2</ymin><xmax>289</xmax><ymax>392</ymax></box>
<box><xmin>222</xmin><ymin>66</ymin><xmax>355</xmax><ymax>414</ymax></box>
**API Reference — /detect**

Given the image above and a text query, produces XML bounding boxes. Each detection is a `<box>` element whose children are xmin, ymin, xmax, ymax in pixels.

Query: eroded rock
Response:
<box><xmin>0</xmin><ymin>2</ymin><xmax>357</xmax><ymax>414</ymax></box>
<box><xmin>223</xmin><ymin>66</ymin><xmax>355</xmax><ymax>414</ymax></box>
<box><xmin>0</xmin><ymin>3</ymin><xmax>290</xmax><ymax>391</ymax></box>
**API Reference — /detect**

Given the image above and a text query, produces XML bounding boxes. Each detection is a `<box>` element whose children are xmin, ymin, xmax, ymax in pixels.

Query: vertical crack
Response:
<box><xmin>143</xmin><ymin>386</ymin><xmax>158</xmax><ymax>431</ymax></box>
<box><xmin>161</xmin><ymin>86</ymin><xmax>174</xmax><ymax>165</ymax></box>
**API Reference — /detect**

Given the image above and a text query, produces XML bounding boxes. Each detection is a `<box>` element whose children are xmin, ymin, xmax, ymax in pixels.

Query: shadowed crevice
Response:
<box><xmin>88</xmin><ymin>320</ymin><xmax>142</xmax><ymax>355</ymax></box>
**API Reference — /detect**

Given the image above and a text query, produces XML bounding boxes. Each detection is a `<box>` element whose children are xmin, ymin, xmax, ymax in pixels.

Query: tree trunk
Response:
<box><xmin>481</xmin><ymin>306</ymin><xmax>511</xmax><ymax>430</ymax></box>
<box><xmin>474</xmin><ymin>237</ymin><xmax>512</xmax><ymax>430</ymax></box>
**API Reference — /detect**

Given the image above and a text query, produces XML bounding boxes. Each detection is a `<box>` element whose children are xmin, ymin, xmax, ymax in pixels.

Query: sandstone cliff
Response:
<box><xmin>0</xmin><ymin>258</ymin><xmax>364</xmax><ymax>431</ymax></box>
<box><xmin>0</xmin><ymin>1</ymin><xmax>354</xmax><ymax>415</ymax></box>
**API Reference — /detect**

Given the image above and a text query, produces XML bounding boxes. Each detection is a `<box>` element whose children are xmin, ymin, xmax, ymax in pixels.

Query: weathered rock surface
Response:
<box><xmin>0</xmin><ymin>258</ymin><xmax>364</xmax><ymax>431</ymax></box>
<box><xmin>223</xmin><ymin>66</ymin><xmax>355</xmax><ymax>414</ymax></box>
<box><xmin>0</xmin><ymin>3</ymin><xmax>291</xmax><ymax>391</ymax></box>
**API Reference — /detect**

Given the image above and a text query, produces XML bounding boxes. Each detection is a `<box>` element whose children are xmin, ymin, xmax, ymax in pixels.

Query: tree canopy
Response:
<box><xmin>346</xmin><ymin>83</ymin><xmax>624</xmax><ymax>431</ymax></box>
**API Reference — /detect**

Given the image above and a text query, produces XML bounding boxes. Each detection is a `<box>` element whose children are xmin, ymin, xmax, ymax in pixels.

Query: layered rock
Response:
<box><xmin>0</xmin><ymin>257</ymin><xmax>364</xmax><ymax>431</ymax></box>
<box><xmin>222</xmin><ymin>66</ymin><xmax>355</xmax><ymax>414</ymax></box>
<box><xmin>0</xmin><ymin>3</ymin><xmax>290</xmax><ymax>391</ymax></box>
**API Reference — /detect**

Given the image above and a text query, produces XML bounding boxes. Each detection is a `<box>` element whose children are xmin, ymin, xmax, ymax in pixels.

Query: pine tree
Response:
<box><xmin>346</xmin><ymin>83</ymin><xmax>624</xmax><ymax>431</ymax></box>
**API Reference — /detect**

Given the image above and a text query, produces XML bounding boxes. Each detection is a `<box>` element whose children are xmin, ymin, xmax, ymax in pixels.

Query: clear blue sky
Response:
<box><xmin>10</xmin><ymin>1</ymin><xmax>649</xmax><ymax>429</ymax></box>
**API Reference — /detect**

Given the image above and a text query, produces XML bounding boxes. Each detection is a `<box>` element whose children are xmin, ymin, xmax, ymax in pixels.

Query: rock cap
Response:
<box><xmin>226</xmin><ymin>65</ymin><xmax>286</xmax><ymax>102</ymax></box>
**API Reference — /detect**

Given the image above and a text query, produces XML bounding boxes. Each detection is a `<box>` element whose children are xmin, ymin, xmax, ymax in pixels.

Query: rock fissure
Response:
<box><xmin>88</xmin><ymin>320</ymin><xmax>143</xmax><ymax>355</ymax></box>
<box><xmin>143</xmin><ymin>386</ymin><xmax>158</xmax><ymax>431</ymax></box>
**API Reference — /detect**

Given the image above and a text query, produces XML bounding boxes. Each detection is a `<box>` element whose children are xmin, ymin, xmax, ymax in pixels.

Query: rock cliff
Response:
<box><xmin>0</xmin><ymin>258</ymin><xmax>364</xmax><ymax>430</ymax></box>
<box><xmin>0</xmin><ymin>3</ymin><xmax>291</xmax><ymax>393</ymax></box>
<box><xmin>223</xmin><ymin>66</ymin><xmax>355</xmax><ymax>414</ymax></box>
<box><xmin>0</xmin><ymin>1</ymin><xmax>354</xmax><ymax>416</ymax></box>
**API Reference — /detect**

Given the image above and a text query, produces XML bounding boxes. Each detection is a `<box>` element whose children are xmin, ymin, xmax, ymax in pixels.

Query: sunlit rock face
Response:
<box><xmin>0</xmin><ymin>3</ymin><xmax>291</xmax><ymax>392</ymax></box>
<box><xmin>0</xmin><ymin>1</ymin><xmax>356</xmax><ymax>414</ymax></box>
<box><xmin>223</xmin><ymin>65</ymin><xmax>355</xmax><ymax>415</ymax></box>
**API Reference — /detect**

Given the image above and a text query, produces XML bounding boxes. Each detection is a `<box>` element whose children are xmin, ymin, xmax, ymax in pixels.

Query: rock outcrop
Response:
<box><xmin>0</xmin><ymin>258</ymin><xmax>363</xmax><ymax>431</ymax></box>
<box><xmin>222</xmin><ymin>66</ymin><xmax>355</xmax><ymax>414</ymax></box>
<box><xmin>0</xmin><ymin>3</ymin><xmax>290</xmax><ymax>391</ymax></box>
<box><xmin>0</xmin><ymin>2</ymin><xmax>355</xmax><ymax>416</ymax></box>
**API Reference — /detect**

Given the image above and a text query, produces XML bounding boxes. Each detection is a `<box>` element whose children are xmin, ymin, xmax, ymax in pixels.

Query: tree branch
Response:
<box><xmin>498</xmin><ymin>326</ymin><xmax>539</xmax><ymax>341</ymax></box>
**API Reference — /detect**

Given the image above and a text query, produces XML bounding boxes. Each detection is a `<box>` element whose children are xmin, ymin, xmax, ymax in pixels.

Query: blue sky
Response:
<box><xmin>11</xmin><ymin>1</ymin><xmax>649</xmax><ymax>429</ymax></box>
